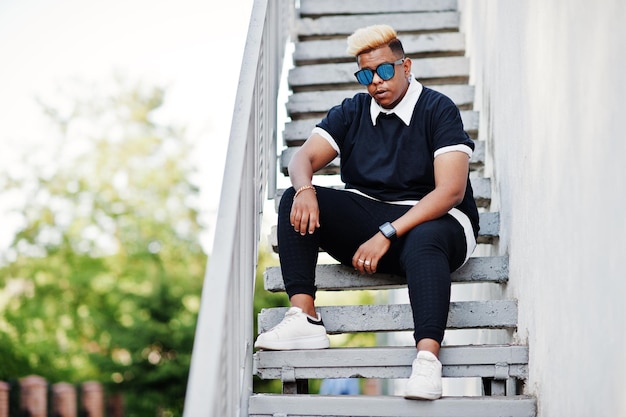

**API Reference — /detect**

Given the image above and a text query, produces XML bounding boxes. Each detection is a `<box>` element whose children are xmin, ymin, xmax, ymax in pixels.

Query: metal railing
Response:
<box><xmin>183</xmin><ymin>1</ymin><xmax>292</xmax><ymax>416</ymax></box>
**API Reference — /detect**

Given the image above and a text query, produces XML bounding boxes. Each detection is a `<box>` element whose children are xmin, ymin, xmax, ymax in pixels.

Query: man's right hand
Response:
<box><xmin>290</xmin><ymin>188</ymin><xmax>320</xmax><ymax>235</ymax></box>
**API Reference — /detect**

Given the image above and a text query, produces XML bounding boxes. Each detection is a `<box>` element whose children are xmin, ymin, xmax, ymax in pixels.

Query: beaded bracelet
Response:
<box><xmin>294</xmin><ymin>184</ymin><xmax>316</xmax><ymax>199</ymax></box>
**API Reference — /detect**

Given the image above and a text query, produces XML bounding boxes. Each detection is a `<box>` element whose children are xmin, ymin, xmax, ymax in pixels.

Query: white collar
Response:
<box><xmin>370</xmin><ymin>75</ymin><xmax>423</xmax><ymax>126</ymax></box>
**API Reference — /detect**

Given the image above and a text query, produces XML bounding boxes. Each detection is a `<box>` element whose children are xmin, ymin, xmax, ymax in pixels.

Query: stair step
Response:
<box><xmin>258</xmin><ymin>300</ymin><xmax>517</xmax><ymax>334</ymax></box>
<box><xmin>254</xmin><ymin>345</ymin><xmax>527</xmax><ymax>380</ymax></box>
<box><xmin>477</xmin><ymin>211</ymin><xmax>499</xmax><ymax>243</ymax></box>
<box><xmin>286</xmin><ymin>85</ymin><xmax>475</xmax><ymax>118</ymax></box>
<box><xmin>296</xmin><ymin>12</ymin><xmax>460</xmax><ymax>39</ymax></box>
<box><xmin>298</xmin><ymin>0</ymin><xmax>459</xmax><ymax>17</ymax></box>
<box><xmin>264</xmin><ymin>256</ymin><xmax>508</xmax><ymax>292</ymax></box>
<box><xmin>293</xmin><ymin>32</ymin><xmax>466</xmax><ymax>64</ymax></box>
<box><xmin>269</xmin><ymin>211</ymin><xmax>499</xmax><ymax>251</ymax></box>
<box><xmin>249</xmin><ymin>394</ymin><xmax>537</xmax><ymax>417</ymax></box>
<box><xmin>288</xmin><ymin>57</ymin><xmax>469</xmax><ymax>92</ymax></box>
<box><xmin>283</xmin><ymin>111</ymin><xmax>478</xmax><ymax>144</ymax></box>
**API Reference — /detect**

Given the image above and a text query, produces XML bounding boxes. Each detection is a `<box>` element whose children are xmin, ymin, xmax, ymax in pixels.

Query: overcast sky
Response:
<box><xmin>0</xmin><ymin>0</ymin><xmax>255</xmax><ymax>251</ymax></box>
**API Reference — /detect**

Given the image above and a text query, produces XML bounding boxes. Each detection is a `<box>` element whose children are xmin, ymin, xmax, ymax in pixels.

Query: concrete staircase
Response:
<box><xmin>250</xmin><ymin>1</ymin><xmax>536</xmax><ymax>416</ymax></box>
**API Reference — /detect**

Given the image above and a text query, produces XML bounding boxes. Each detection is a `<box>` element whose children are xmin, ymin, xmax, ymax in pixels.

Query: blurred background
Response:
<box><xmin>0</xmin><ymin>0</ymin><xmax>253</xmax><ymax>252</ymax></box>
<box><xmin>0</xmin><ymin>0</ymin><xmax>255</xmax><ymax>415</ymax></box>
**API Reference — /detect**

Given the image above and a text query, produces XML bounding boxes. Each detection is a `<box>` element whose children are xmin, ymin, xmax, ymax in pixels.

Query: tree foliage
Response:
<box><xmin>0</xmin><ymin>77</ymin><xmax>207</xmax><ymax>416</ymax></box>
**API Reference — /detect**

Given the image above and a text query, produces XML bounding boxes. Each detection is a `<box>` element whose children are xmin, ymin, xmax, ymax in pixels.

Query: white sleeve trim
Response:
<box><xmin>312</xmin><ymin>127</ymin><xmax>340</xmax><ymax>154</ymax></box>
<box><xmin>434</xmin><ymin>144</ymin><xmax>473</xmax><ymax>159</ymax></box>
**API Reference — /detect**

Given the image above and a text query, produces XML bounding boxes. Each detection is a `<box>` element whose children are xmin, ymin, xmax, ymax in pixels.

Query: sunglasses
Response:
<box><xmin>354</xmin><ymin>58</ymin><xmax>405</xmax><ymax>85</ymax></box>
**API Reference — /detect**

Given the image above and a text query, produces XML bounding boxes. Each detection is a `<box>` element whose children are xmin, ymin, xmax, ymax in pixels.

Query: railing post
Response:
<box><xmin>0</xmin><ymin>381</ymin><xmax>8</xmax><ymax>417</ymax></box>
<box><xmin>182</xmin><ymin>1</ymin><xmax>293</xmax><ymax>416</ymax></box>
<box><xmin>20</xmin><ymin>375</ymin><xmax>47</xmax><ymax>417</ymax></box>
<box><xmin>81</xmin><ymin>381</ymin><xmax>103</xmax><ymax>417</ymax></box>
<box><xmin>52</xmin><ymin>382</ymin><xmax>77</xmax><ymax>417</ymax></box>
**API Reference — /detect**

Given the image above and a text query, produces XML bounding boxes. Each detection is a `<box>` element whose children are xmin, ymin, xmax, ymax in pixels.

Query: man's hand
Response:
<box><xmin>290</xmin><ymin>189</ymin><xmax>320</xmax><ymax>235</ymax></box>
<box><xmin>352</xmin><ymin>232</ymin><xmax>391</xmax><ymax>274</ymax></box>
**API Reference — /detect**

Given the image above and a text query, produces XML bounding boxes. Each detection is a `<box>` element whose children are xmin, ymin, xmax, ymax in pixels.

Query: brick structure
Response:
<box><xmin>81</xmin><ymin>381</ymin><xmax>103</xmax><ymax>417</ymax></box>
<box><xmin>0</xmin><ymin>381</ymin><xmax>9</xmax><ymax>417</ymax></box>
<box><xmin>52</xmin><ymin>382</ymin><xmax>77</xmax><ymax>417</ymax></box>
<box><xmin>20</xmin><ymin>375</ymin><xmax>47</xmax><ymax>417</ymax></box>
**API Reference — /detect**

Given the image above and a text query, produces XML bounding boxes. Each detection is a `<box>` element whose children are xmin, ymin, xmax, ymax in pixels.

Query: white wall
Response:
<box><xmin>459</xmin><ymin>1</ymin><xmax>626</xmax><ymax>415</ymax></box>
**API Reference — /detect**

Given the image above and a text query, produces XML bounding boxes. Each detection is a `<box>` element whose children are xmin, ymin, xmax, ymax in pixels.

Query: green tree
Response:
<box><xmin>0</xmin><ymin>76</ymin><xmax>206</xmax><ymax>416</ymax></box>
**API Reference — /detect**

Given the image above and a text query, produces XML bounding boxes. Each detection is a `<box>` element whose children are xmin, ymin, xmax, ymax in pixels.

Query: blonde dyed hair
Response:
<box><xmin>346</xmin><ymin>24</ymin><xmax>398</xmax><ymax>57</ymax></box>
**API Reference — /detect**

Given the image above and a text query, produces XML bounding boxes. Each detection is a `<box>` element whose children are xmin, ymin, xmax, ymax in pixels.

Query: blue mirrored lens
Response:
<box><xmin>354</xmin><ymin>62</ymin><xmax>397</xmax><ymax>85</ymax></box>
<box><xmin>355</xmin><ymin>69</ymin><xmax>373</xmax><ymax>85</ymax></box>
<box><xmin>376</xmin><ymin>63</ymin><xmax>395</xmax><ymax>80</ymax></box>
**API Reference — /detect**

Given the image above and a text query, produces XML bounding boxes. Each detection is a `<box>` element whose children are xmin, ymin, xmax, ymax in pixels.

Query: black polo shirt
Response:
<box><xmin>315</xmin><ymin>83</ymin><xmax>479</xmax><ymax>236</ymax></box>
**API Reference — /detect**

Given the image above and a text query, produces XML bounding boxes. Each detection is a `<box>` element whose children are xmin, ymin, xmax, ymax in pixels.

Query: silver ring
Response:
<box><xmin>364</xmin><ymin>260</ymin><xmax>371</xmax><ymax>266</ymax></box>
<box><xmin>358</xmin><ymin>259</ymin><xmax>364</xmax><ymax>263</ymax></box>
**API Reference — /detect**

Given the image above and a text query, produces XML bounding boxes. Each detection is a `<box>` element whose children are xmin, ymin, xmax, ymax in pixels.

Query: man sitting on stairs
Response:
<box><xmin>254</xmin><ymin>24</ymin><xmax>479</xmax><ymax>401</ymax></box>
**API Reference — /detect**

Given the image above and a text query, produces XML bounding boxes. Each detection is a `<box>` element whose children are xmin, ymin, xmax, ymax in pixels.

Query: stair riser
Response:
<box><xmin>255</xmin><ymin>364</ymin><xmax>528</xmax><ymax>380</ymax></box>
<box><xmin>298</xmin><ymin>0</ymin><xmax>459</xmax><ymax>17</ymax></box>
<box><xmin>258</xmin><ymin>301</ymin><xmax>518</xmax><ymax>334</ymax></box>
<box><xmin>249</xmin><ymin>395</ymin><xmax>537</xmax><ymax>417</ymax></box>
<box><xmin>294</xmin><ymin>33</ymin><xmax>466</xmax><ymax>64</ymax></box>
<box><xmin>296</xmin><ymin>12</ymin><xmax>460</xmax><ymax>39</ymax></box>
<box><xmin>255</xmin><ymin>345</ymin><xmax>528</xmax><ymax>367</ymax></box>
<box><xmin>264</xmin><ymin>256</ymin><xmax>508</xmax><ymax>292</ymax></box>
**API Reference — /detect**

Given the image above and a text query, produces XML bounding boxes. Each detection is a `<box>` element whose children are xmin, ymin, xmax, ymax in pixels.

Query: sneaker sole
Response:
<box><xmin>404</xmin><ymin>390</ymin><xmax>442</xmax><ymax>401</ymax></box>
<box><xmin>254</xmin><ymin>334</ymin><xmax>330</xmax><ymax>351</ymax></box>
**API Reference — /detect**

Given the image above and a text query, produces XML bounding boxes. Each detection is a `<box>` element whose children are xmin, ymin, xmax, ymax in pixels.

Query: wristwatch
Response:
<box><xmin>379</xmin><ymin>222</ymin><xmax>397</xmax><ymax>241</ymax></box>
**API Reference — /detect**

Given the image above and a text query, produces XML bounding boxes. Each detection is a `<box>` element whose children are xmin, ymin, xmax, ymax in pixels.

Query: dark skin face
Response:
<box><xmin>357</xmin><ymin>45</ymin><xmax>412</xmax><ymax>109</ymax></box>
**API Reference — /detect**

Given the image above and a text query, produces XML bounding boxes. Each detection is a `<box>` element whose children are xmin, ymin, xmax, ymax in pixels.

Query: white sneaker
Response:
<box><xmin>254</xmin><ymin>307</ymin><xmax>330</xmax><ymax>350</ymax></box>
<box><xmin>404</xmin><ymin>350</ymin><xmax>443</xmax><ymax>400</ymax></box>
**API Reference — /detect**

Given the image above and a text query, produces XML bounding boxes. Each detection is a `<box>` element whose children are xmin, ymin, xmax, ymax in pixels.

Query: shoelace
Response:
<box><xmin>269</xmin><ymin>309</ymin><xmax>300</xmax><ymax>331</ymax></box>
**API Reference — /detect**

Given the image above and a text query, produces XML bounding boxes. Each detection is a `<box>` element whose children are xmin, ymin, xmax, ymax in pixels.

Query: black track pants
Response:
<box><xmin>277</xmin><ymin>186</ymin><xmax>468</xmax><ymax>344</ymax></box>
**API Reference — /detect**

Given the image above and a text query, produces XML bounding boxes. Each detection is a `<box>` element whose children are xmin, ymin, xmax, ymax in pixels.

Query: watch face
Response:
<box><xmin>380</xmin><ymin>223</ymin><xmax>396</xmax><ymax>238</ymax></box>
